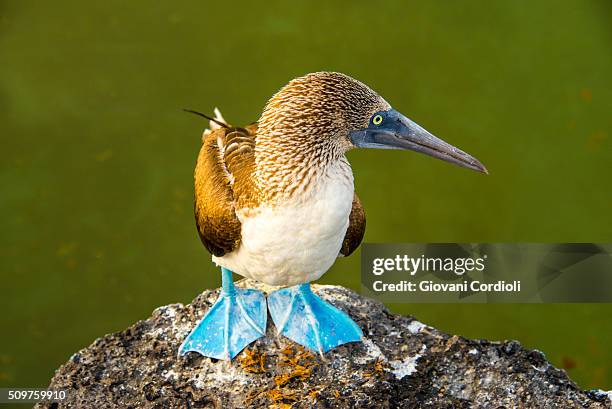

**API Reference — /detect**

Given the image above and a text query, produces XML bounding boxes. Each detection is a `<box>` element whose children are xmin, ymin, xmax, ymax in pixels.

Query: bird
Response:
<box><xmin>179</xmin><ymin>72</ymin><xmax>487</xmax><ymax>360</ymax></box>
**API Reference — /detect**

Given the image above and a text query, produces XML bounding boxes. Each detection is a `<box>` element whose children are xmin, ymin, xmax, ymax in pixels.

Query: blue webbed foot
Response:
<box><xmin>179</xmin><ymin>268</ymin><xmax>267</xmax><ymax>360</ymax></box>
<box><xmin>268</xmin><ymin>283</ymin><xmax>363</xmax><ymax>354</ymax></box>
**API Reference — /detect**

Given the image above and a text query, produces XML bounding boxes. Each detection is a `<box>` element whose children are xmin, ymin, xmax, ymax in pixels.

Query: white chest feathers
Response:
<box><xmin>213</xmin><ymin>160</ymin><xmax>355</xmax><ymax>287</ymax></box>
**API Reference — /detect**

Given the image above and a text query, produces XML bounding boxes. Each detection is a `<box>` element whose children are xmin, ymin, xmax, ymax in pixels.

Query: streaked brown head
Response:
<box><xmin>257</xmin><ymin>72</ymin><xmax>487</xmax><ymax>174</ymax></box>
<box><xmin>257</xmin><ymin>72</ymin><xmax>390</xmax><ymax>158</ymax></box>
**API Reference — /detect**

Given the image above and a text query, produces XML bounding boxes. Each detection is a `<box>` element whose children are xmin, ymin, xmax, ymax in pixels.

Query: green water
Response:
<box><xmin>1</xmin><ymin>0</ymin><xmax>611</xmax><ymax>394</ymax></box>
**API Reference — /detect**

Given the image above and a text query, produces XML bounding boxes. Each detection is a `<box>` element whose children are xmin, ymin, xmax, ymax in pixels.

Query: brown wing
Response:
<box><xmin>340</xmin><ymin>193</ymin><xmax>366</xmax><ymax>257</ymax></box>
<box><xmin>194</xmin><ymin>125</ymin><xmax>257</xmax><ymax>257</ymax></box>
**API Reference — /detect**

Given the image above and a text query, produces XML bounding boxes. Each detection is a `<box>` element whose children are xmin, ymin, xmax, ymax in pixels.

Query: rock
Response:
<box><xmin>37</xmin><ymin>280</ymin><xmax>611</xmax><ymax>408</ymax></box>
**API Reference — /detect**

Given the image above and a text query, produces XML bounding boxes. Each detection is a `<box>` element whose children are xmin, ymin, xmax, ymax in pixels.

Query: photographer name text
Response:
<box><xmin>372</xmin><ymin>279</ymin><xmax>521</xmax><ymax>293</ymax></box>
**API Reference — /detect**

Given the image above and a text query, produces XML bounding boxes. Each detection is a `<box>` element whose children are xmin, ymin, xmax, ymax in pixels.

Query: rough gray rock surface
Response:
<box><xmin>38</xmin><ymin>281</ymin><xmax>611</xmax><ymax>408</ymax></box>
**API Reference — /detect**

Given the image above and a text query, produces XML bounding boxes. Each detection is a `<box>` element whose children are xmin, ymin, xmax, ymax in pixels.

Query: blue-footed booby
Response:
<box><xmin>180</xmin><ymin>72</ymin><xmax>487</xmax><ymax>360</ymax></box>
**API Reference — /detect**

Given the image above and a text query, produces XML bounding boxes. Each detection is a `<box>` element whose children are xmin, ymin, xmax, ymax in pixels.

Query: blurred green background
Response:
<box><xmin>1</xmin><ymin>0</ymin><xmax>611</xmax><ymax>394</ymax></box>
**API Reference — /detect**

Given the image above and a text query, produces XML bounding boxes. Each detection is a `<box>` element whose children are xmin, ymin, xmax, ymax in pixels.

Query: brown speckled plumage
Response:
<box><xmin>256</xmin><ymin>72</ymin><xmax>390</xmax><ymax>204</ymax></box>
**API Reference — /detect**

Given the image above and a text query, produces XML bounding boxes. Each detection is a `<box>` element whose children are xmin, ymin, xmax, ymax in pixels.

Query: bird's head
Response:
<box><xmin>257</xmin><ymin>72</ymin><xmax>487</xmax><ymax>174</ymax></box>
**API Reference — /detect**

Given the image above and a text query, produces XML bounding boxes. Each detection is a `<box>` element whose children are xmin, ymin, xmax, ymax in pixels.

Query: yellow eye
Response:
<box><xmin>372</xmin><ymin>114</ymin><xmax>383</xmax><ymax>126</ymax></box>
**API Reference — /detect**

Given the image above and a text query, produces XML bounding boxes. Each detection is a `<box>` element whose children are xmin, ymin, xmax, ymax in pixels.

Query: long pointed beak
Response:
<box><xmin>350</xmin><ymin>109</ymin><xmax>488</xmax><ymax>174</ymax></box>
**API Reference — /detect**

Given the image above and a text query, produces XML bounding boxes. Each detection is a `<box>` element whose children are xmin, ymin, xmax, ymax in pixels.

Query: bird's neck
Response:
<box><xmin>253</xmin><ymin>134</ymin><xmax>352</xmax><ymax>205</ymax></box>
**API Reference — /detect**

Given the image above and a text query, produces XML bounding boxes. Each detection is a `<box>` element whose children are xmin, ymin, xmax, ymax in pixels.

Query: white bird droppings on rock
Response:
<box><xmin>355</xmin><ymin>337</ymin><xmax>384</xmax><ymax>364</ymax></box>
<box><xmin>389</xmin><ymin>345</ymin><xmax>427</xmax><ymax>380</ymax></box>
<box><xmin>407</xmin><ymin>320</ymin><xmax>426</xmax><ymax>334</ymax></box>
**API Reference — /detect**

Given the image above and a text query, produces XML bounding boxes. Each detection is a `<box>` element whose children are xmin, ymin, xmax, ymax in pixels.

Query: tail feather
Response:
<box><xmin>184</xmin><ymin>107</ymin><xmax>230</xmax><ymax>138</ymax></box>
<box><xmin>211</xmin><ymin>108</ymin><xmax>227</xmax><ymax>129</ymax></box>
<box><xmin>203</xmin><ymin>107</ymin><xmax>229</xmax><ymax>136</ymax></box>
